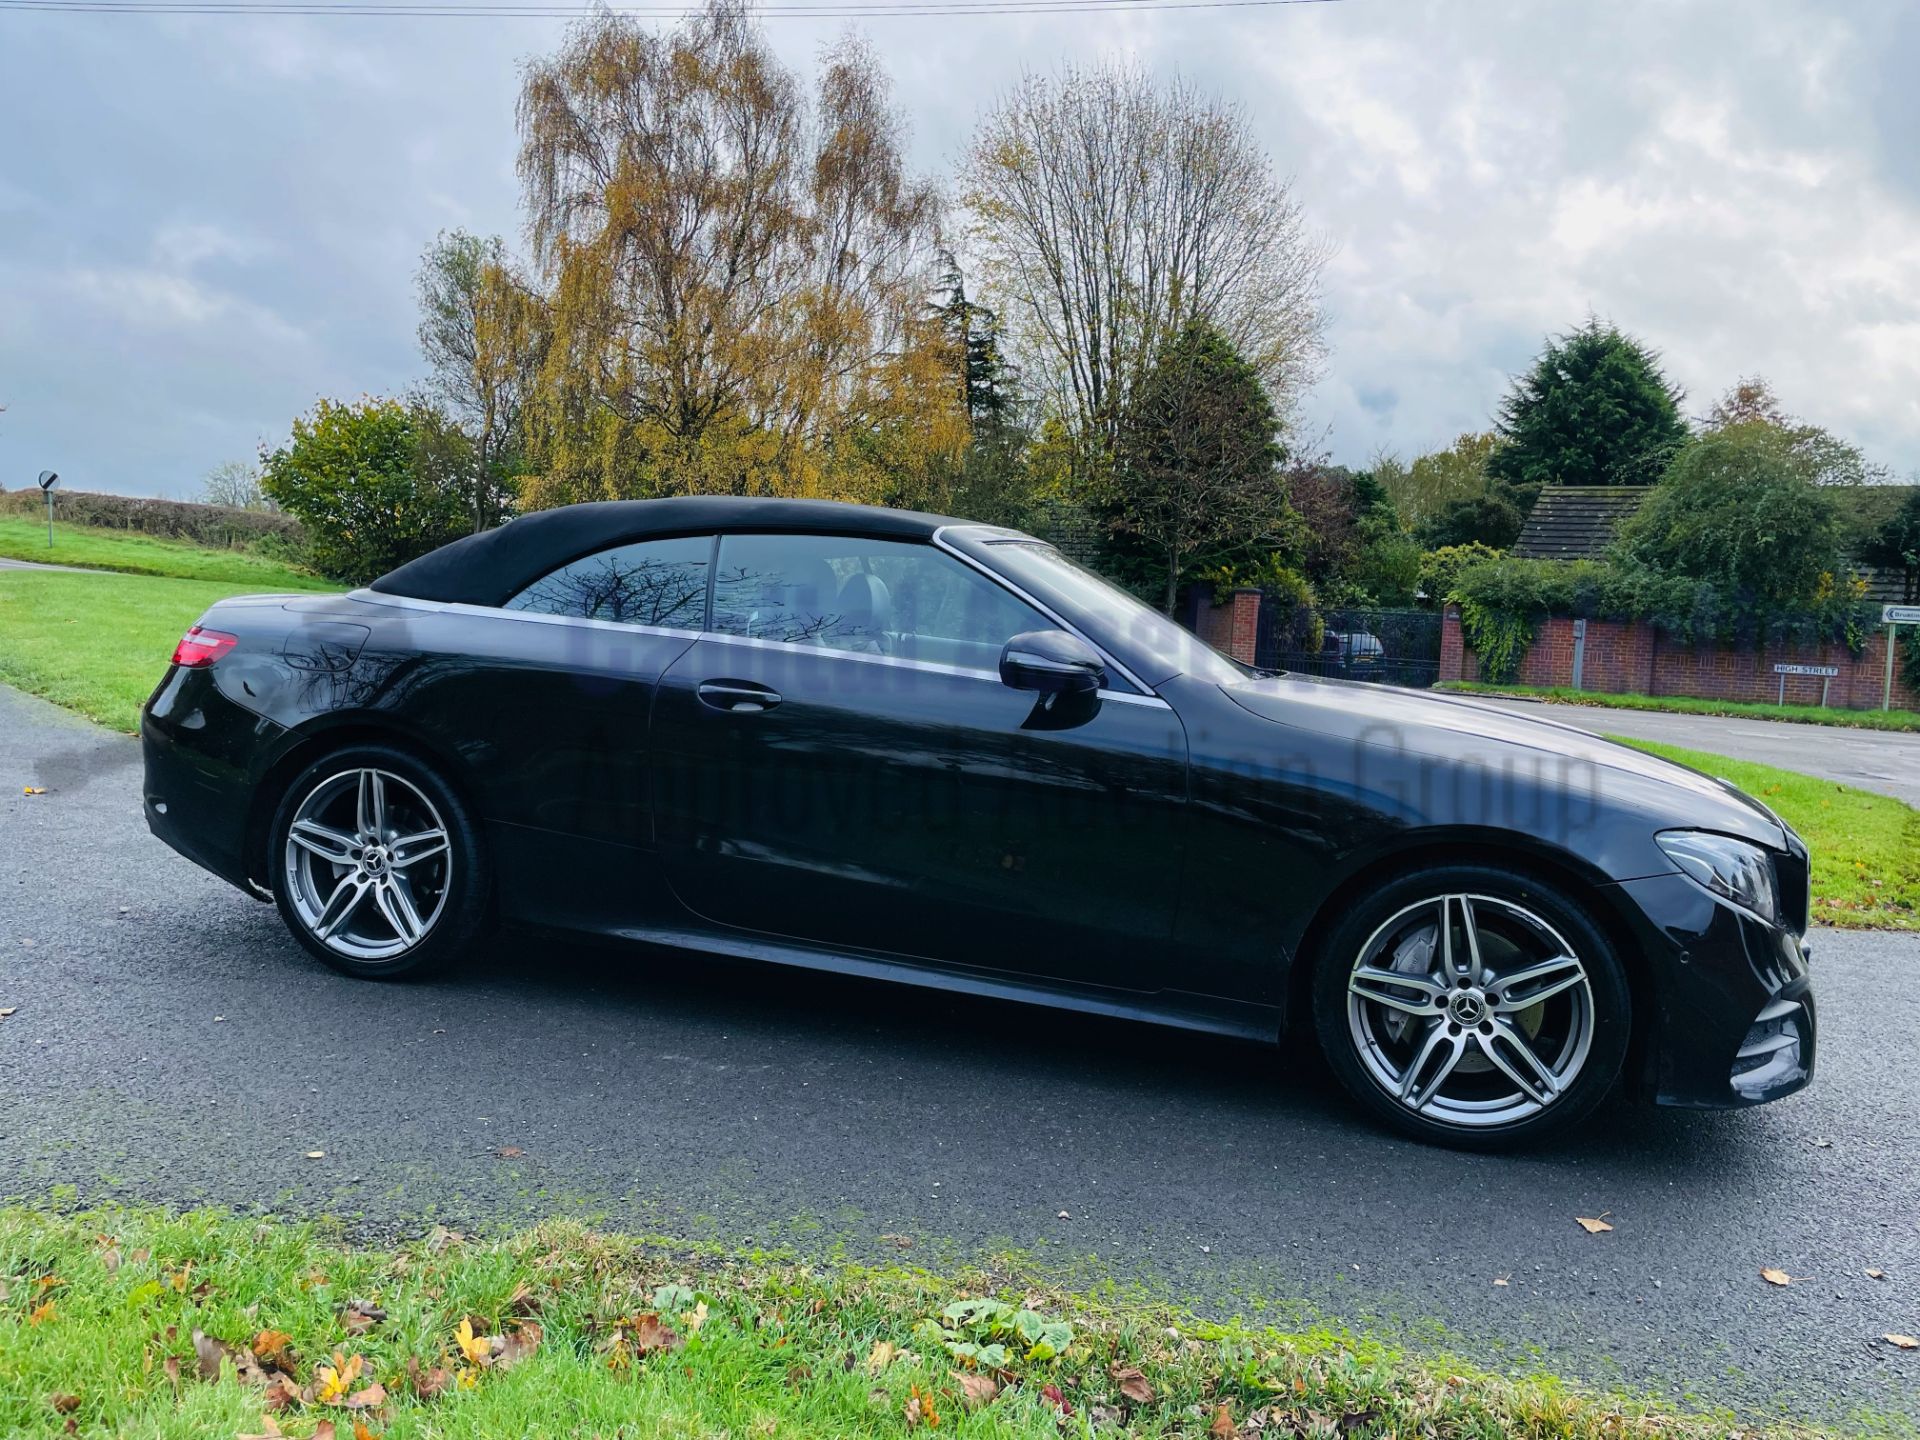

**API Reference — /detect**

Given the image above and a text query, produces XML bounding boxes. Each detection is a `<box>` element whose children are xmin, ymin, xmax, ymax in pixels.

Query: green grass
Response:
<box><xmin>0</xmin><ymin>1204</ymin><xmax>1875</xmax><ymax>1440</ymax></box>
<box><xmin>1438</xmin><ymin>680</ymin><xmax>1920</xmax><ymax>732</ymax></box>
<box><xmin>0</xmin><ymin>516</ymin><xmax>331</xmax><ymax>590</ymax></box>
<box><xmin>0</xmin><ymin>570</ymin><xmax>335</xmax><ymax>732</ymax></box>
<box><xmin>1612</xmin><ymin>737</ymin><xmax>1920</xmax><ymax>930</ymax></box>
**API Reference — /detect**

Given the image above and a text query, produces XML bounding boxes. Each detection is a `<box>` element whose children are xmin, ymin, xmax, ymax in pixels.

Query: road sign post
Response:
<box><xmin>1772</xmin><ymin>661</ymin><xmax>1839</xmax><ymax>706</ymax></box>
<box><xmin>1886</xmin><ymin>606</ymin><xmax>1920</xmax><ymax>711</ymax></box>
<box><xmin>36</xmin><ymin>471</ymin><xmax>59</xmax><ymax>549</ymax></box>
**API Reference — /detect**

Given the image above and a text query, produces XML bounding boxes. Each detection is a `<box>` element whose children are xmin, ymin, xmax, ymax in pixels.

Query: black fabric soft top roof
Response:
<box><xmin>367</xmin><ymin>497</ymin><xmax>966</xmax><ymax>607</ymax></box>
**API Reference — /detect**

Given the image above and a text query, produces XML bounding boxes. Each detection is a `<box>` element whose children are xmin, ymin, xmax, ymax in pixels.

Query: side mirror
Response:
<box><xmin>1000</xmin><ymin>629</ymin><xmax>1105</xmax><ymax>696</ymax></box>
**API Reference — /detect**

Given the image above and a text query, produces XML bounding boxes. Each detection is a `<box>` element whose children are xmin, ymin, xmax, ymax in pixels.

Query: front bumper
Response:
<box><xmin>141</xmin><ymin>665</ymin><xmax>286</xmax><ymax>895</ymax></box>
<box><xmin>1612</xmin><ymin>869</ymin><xmax>1815</xmax><ymax>1109</ymax></box>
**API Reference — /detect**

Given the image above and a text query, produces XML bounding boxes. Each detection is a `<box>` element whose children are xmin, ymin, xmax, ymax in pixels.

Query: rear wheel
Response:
<box><xmin>268</xmin><ymin>744</ymin><xmax>487</xmax><ymax>978</ymax></box>
<box><xmin>1312</xmin><ymin>864</ymin><xmax>1630</xmax><ymax>1150</ymax></box>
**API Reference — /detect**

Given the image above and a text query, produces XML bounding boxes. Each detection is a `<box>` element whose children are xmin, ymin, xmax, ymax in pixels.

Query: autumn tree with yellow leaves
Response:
<box><xmin>509</xmin><ymin>3</ymin><xmax>965</xmax><ymax>509</ymax></box>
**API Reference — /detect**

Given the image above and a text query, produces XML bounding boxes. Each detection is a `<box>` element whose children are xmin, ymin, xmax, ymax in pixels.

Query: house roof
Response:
<box><xmin>1511</xmin><ymin>486</ymin><xmax>1649</xmax><ymax>562</ymax></box>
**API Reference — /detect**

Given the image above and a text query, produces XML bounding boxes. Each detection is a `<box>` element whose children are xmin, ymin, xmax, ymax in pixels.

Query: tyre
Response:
<box><xmin>267</xmin><ymin>743</ymin><xmax>488</xmax><ymax>979</ymax></box>
<box><xmin>1311</xmin><ymin>864</ymin><xmax>1630</xmax><ymax>1151</ymax></box>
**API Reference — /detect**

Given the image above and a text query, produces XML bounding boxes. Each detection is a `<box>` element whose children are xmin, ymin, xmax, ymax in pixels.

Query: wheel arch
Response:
<box><xmin>244</xmin><ymin>713</ymin><xmax>483</xmax><ymax>891</ymax></box>
<box><xmin>1283</xmin><ymin>832</ymin><xmax>1656</xmax><ymax>1078</ymax></box>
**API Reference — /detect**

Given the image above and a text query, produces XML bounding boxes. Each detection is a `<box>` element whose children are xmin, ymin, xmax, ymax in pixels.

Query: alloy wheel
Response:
<box><xmin>283</xmin><ymin>768</ymin><xmax>452</xmax><ymax>962</ymax></box>
<box><xmin>1345</xmin><ymin>893</ymin><xmax>1594</xmax><ymax>1128</ymax></box>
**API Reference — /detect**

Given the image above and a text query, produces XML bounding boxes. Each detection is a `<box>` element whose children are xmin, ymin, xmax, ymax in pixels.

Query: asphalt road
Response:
<box><xmin>1471</xmin><ymin>695</ymin><xmax>1920</xmax><ymax>807</ymax></box>
<box><xmin>2</xmin><ymin>682</ymin><xmax>1917</xmax><ymax>1431</ymax></box>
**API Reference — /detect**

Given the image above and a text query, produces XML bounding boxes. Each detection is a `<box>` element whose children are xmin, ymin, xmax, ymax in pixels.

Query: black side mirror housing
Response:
<box><xmin>1000</xmin><ymin>630</ymin><xmax>1105</xmax><ymax>696</ymax></box>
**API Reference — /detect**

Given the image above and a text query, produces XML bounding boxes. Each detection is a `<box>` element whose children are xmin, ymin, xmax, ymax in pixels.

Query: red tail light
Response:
<box><xmin>171</xmin><ymin>625</ymin><xmax>238</xmax><ymax>668</ymax></box>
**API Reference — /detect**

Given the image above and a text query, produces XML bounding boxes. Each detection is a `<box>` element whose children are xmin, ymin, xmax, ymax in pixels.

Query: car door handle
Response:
<box><xmin>697</xmin><ymin>680</ymin><xmax>782</xmax><ymax>713</ymax></box>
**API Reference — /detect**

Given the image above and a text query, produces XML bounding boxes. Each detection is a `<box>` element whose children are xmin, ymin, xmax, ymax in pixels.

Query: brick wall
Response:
<box><xmin>1198</xmin><ymin>588</ymin><xmax>1262</xmax><ymax>664</ymax></box>
<box><xmin>1439</xmin><ymin>607</ymin><xmax>1920</xmax><ymax>712</ymax></box>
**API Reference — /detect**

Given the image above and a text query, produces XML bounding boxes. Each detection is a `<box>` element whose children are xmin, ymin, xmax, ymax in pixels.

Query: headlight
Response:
<box><xmin>1656</xmin><ymin>830</ymin><xmax>1780</xmax><ymax>924</ymax></box>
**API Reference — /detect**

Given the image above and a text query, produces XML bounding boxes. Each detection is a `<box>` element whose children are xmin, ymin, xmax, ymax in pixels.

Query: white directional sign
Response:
<box><xmin>1885</xmin><ymin>604</ymin><xmax>1920</xmax><ymax>625</ymax></box>
<box><xmin>1772</xmin><ymin>663</ymin><xmax>1838</xmax><ymax>677</ymax></box>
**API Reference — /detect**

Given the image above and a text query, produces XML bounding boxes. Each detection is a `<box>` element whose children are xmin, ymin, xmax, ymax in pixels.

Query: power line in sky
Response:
<box><xmin>2</xmin><ymin>0</ymin><xmax>1343</xmax><ymax>16</ymax></box>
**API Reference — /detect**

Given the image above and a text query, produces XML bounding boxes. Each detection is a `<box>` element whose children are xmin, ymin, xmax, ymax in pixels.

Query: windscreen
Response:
<box><xmin>979</xmin><ymin>539</ymin><xmax>1246</xmax><ymax>687</ymax></box>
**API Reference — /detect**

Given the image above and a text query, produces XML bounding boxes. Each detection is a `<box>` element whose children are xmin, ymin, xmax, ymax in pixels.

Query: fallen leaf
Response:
<box><xmin>49</xmin><ymin>1394</ymin><xmax>80</xmax><ymax>1415</ymax></box>
<box><xmin>341</xmin><ymin>1300</ymin><xmax>386</xmax><ymax>1334</ymax></box>
<box><xmin>629</xmin><ymin>1313</ymin><xmax>682</xmax><ymax>1357</ymax></box>
<box><xmin>1057</xmin><ymin>1210</ymin><xmax>1070</xmax><ymax>1219</ymax></box>
<box><xmin>1760</xmin><ymin>1268</ymin><xmax>1794</xmax><ymax>1287</ymax></box>
<box><xmin>879</xmin><ymin>1233</ymin><xmax>914</xmax><ymax>1250</ymax></box>
<box><xmin>1110</xmin><ymin>1364</ymin><xmax>1154</xmax><ymax>1405</ymax></box>
<box><xmin>342</xmin><ymin>1383</ymin><xmax>386</xmax><ymax>1410</ymax></box>
<box><xmin>425</xmin><ymin>1226</ymin><xmax>463</xmax><ymax>1254</ymax></box>
<box><xmin>0</xmin><ymin>1007</ymin><xmax>17</xmax><ymax>1018</ymax></box>
<box><xmin>194</xmin><ymin>1330</ymin><xmax>232</xmax><ymax>1381</ymax></box>
<box><xmin>954</xmin><ymin>1371</ymin><xmax>998</xmax><ymax>1409</ymax></box>
<box><xmin>260</xmin><ymin>1374</ymin><xmax>301</xmax><ymax>1411</ymax></box>
<box><xmin>495</xmin><ymin>1146</ymin><xmax>523</xmax><ymax>1158</ymax></box>
<box><xmin>866</xmin><ymin>1340</ymin><xmax>897</xmax><ymax>1375</ymax></box>
<box><xmin>1040</xmin><ymin>1382</ymin><xmax>1074</xmax><ymax>1417</ymax></box>
<box><xmin>1209</xmin><ymin>1403</ymin><xmax>1238</xmax><ymax>1438</ymax></box>
<box><xmin>496</xmin><ymin>1321</ymin><xmax>541</xmax><ymax>1371</ymax></box>
<box><xmin>1886</xmin><ymin>1334</ymin><xmax>1920</xmax><ymax>1350</ymax></box>
<box><xmin>237</xmin><ymin>1418</ymin><xmax>285</xmax><ymax>1440</ymax></box>
<box><xmin>253</xmin><ymin>1330</ymin><xmax>293</xmax><ymax>1364</ymax></box>
<box><xmin>24</xmin><ymin>786</ymin><xmax>46</xmax><ymax>795</ymax></box>
<box><xmin>404</xmin><ymin>1358</ymin><xmax>452</xmax><ymax>1400</ymax></box>
<box><xmin>683</xmin><ymin>1300</ymin><xmax>708</xmax><ymax>1334</ymax></box>
<box><xmin>903</xmin><ymin>1382</ymin><xmax>940</xmax><ymax>1429</ymax></box>
<box><xmin>1574</xmin><ymin>1214</ymin><xmax>1614</xmax><ymax>1235</ymax></box>
<box><xmin>305</xmin><ymin>1151</ymin><xmax>326</xmax><ymax>1160</ymax></box>
<box><xmin>162</xmin><ymin>1356</ymin><xmax>181</xmax><ymax>1391</ymax></box>
<box><xmin>1492</xmin><ymin>1275</ymin><xmax>1510</xmax><ymax>1288</ymax></box>
<box><xmin>454</xmin><ymin>1318</ymin><xmax>492</xmax><ymax>1369</ymax></box>
<box><xmin>312</xmin><ymin>1352</ymin><xmax>364</xmax><ymax>1405</ymax></box>
<box><xmin>353</xmin><ymin>1423</ymin><xmax>381</xmax><ymax>1440</ymax></box>
<box><xmin>28</xmin><ymin>1300</ymin><xmax>56</xmax><ymax>1326</ymax></box>
<box><xmin>101</xmin><ymin>1247</ymin><xmax>121</xmax><ymax>1275</ymax></box>
<box><xmin>313</xmin><ymin>1424</ymin><xmax>338</xmax><ymax>1440</ymax></box>
<box><xmin>1867</xmin><ymin>1269</ymin><xmax>1887</xmax><ymax>1281</ymax></box>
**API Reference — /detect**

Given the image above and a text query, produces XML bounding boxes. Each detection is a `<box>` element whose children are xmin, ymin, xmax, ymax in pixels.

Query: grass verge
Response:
<box><xmin>0</xmin><ymin>570</ymin><xmax>334</xmax><ymax>732</ymax></box>
<box><xmin>0</xmin><ymin>1203</ymin><xmax>1854</xmax><ymax>1440</ymax></box>
<box><xmin>1438</xmin><ymin>680</ymin><xmax>1920</xmax><ymax>732</ymax></box>
<box><xmin>1611</xmin><ymin>737</ymin><xmax>1920</xmax><ymax>930</ymax></box>
<box><xmin>0</xmin><ymin>517</ymin><xmax>329</xmax><ymax>590</ymax></box>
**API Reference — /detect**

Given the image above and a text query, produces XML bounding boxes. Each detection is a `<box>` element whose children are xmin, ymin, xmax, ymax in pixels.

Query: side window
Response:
<box><xmin>710</xmin><ymin>533</ymin><xmax>1047</xmax><ymax>669</ymax></box>
<box><xmin>505</xmin><ymin>535</ymin><xmax>711</xmax><ymax>628</ymax></box>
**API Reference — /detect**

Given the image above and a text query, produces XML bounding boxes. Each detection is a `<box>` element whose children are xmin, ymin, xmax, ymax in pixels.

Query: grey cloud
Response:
<box><xmin>1</xmin><ymin>0</ymin><xmax>1916</xmax><ymax>498</ymax></box>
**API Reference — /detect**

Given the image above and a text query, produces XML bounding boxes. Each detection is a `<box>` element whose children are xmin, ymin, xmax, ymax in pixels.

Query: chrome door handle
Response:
<box><xmin>697</xmin><ymin>680</ymin><xmax>782</xmax><ymax>713</ymax></box>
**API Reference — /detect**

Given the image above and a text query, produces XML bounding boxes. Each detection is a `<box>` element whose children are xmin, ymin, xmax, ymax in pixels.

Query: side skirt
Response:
<box><xmin>593</xmin><ymin>918</ymin><xmax>1281</xmax><ymax>1044</ymax></box>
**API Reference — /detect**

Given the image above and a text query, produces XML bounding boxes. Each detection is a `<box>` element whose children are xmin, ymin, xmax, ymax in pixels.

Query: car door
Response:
<box><xmin>647</xmin><ymin>531</ymin><xmax>1191</xmax><ymax>994</ymax></box>
<box><xmin>386</xmin><ymin>533</ymin><xmax>712</xmax><ymax>930</ymax></box>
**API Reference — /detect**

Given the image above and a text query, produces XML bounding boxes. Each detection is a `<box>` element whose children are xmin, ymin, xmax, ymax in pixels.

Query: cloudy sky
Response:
<box><xmin>3</xmin><ymin>0</ymin><xmax>1918</xmax><ymax>499</ymax></box>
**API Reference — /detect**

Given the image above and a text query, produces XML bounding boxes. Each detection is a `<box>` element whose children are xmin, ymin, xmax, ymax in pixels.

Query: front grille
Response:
<box><xmin>1774</xmin><ymin>840</ymin><xmax>1811</xmax><ymax>935</ymax></box>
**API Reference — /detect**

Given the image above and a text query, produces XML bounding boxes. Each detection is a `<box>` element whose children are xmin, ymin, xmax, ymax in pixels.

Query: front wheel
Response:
<box><xmin>1312</xmin><ymin>864</ymin><xmax>1631</xmax><ymax>1151</ymax></box>
<box><xmin>268</xmin><ymin>743</ymin><xmax>488</xmax><ymax>979</ymax></box>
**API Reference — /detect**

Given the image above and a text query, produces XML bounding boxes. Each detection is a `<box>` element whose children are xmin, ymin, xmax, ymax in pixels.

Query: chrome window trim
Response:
<box><xmin>930</xmin><ymin>526</ymin><xmax>1154</xmax><ymax>696</ymax></box>
<box><xmin>697</xmin><ymin>630</ymin><xmax>1169</xmax><ymax>707</ymax></box>
<box><xmin>346</xmin><ymin>589</ymin><xmax>703</xmax><ymax>641</ymax></box>
<box><xmin>345</xmin><ymin>589</ymin><xmax>1171</xmax><ymax>708</ymax></box>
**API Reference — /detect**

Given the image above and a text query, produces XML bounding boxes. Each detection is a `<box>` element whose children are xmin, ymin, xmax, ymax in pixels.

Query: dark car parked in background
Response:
<box><xmin>141</xmin><ymin>498</ymin><xmax>1814</xmax><ymax>1148</ymax></box>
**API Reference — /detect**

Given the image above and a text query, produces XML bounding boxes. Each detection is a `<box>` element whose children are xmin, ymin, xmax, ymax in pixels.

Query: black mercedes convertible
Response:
<box><xmin>141</xmin><ymin>498</ymin><xmax>1814</xmax><ymax>1148</ymax></box>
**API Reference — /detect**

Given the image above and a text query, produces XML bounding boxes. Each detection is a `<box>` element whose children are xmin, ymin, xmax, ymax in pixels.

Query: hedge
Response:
<box><xmin>0</xmin><ymin>486</ymin><xmax>304</xmax><ymax>552</ymax></box>
<box><xmin>1448</xmin><ymin>555</ymin><xmax>1876</xmax><ymax>684</ymax></box>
